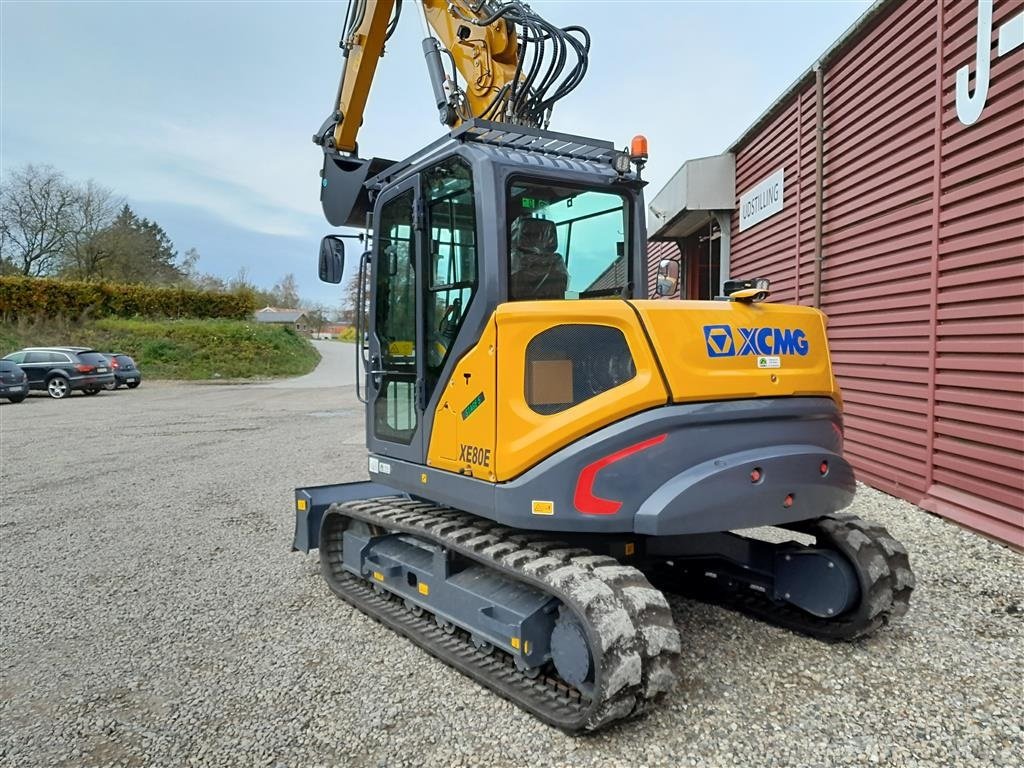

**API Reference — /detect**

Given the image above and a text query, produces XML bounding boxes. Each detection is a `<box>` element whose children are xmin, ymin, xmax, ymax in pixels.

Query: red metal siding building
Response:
<box><xmin>648</xmin><ymin>0</ymin><xmax>1023</xmax><ymax>545</ymax></box>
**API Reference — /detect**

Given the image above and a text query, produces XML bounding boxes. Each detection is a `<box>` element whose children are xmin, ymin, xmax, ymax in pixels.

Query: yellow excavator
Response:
<box><xmin>293</xmin><ymin>0</ymin><xmax>915</xmax><ymax>732</ymax></box>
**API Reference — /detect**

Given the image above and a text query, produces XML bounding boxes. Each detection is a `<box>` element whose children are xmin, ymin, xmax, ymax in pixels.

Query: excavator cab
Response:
<box><xmin>338</xmin><ymin>121</ymin><xmax>649</xmax><ymax>468</ymax></box>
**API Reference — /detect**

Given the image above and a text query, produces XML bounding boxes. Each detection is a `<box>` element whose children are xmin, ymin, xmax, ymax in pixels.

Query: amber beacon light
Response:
<box><xmin>630</xmin><ymin>134</ymin><xmax>649</xmax><ymax>161</ymax></box>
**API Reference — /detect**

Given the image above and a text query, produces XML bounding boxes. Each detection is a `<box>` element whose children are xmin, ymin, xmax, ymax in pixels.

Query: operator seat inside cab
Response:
<box><xmin>509</xmin><ymin>217</ymin><xmax>568</xmax><ymax>300</ymax></box>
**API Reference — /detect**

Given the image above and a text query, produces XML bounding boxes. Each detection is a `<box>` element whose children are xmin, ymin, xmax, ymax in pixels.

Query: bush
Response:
<box><xmin>0</xmin><ymin>316</ymin><xmax>320</xmax><ymax>380</ymax></box>
<box><xmin>0</xmin><ymin>276</ymin><xmax>255</xmax><ymax>321</ymax></box>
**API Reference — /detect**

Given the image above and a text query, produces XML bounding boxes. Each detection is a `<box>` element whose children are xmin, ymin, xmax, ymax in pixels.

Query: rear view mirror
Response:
<box><xmin>655</xmin><ymin>259</ymin><xmax>679</xmax><ymax>297</ymax></box>
<box><xmin>319</xmin><ymin>236</ymin><xmax>345</xmax><ymax>284</ymax></box>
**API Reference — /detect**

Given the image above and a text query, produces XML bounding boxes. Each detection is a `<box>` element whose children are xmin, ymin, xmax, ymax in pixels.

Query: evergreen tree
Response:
<box><xmin>88</xmin><ymin>204</ymin><xmax>185</xmax><ymax>284</ymax></box>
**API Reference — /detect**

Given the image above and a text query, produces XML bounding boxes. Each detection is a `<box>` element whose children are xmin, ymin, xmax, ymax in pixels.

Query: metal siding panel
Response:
<box><xmin>821</xmin><ymin>223</ymin><xmax>934</xmax><ymax>265</ymax></box>
<box><xmin>645</xmin><ymin>0</ymin><xmax>1023</xmax><ymax>544</ymax></box>
<box><xmin>920</xmin><ymin>488</ymin><xmax>1024</xmax><ymax>544</ymax></box>
<box><xmin>842</xmin><ymin>438</ymin><xmax>931</xmax><ymax>496</ymax></box>
<box><xmin>730</xmin><ymin>85</ymin><xmax>815</xmax><ymax>307</ymax></box>
<box><xmin>934</xmin><ymin>404</ymin><xmax>1024</xmax><ymax>437</ymax></box>
<box><xmin>824</xmin><ymin>0</ymin><xmax>1023</xmax><ymax>543</ymax></box>
<box><xmin>930</xmin><ymin>385</ymin><xmax>1022</xmax><ymax>413</ymax></box>
<box><xmin>825</xmin><ymin>131</ymin><xmax>935</xmax><ymax>203</ymax></box>
<box><xmin>938</xmin><ymin>296</ymin><xmax>1023</xmax><ymax>320</ymax></box>
<box><xmin>824</xmin><ymin>260</ymin><xmax>935</xmax><ymax>298</ymax></box>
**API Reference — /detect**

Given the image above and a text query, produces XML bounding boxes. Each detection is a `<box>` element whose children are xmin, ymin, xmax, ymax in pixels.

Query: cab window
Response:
<box><xmin>423</xmin><ymin>158</ymin><xmax>477</xmax><ymax>397</ymax></box>
<box><xmin>373</xmin><ymin>189</ymin><xmax>418</xmax><ymax>444</ymax></box>
<box><xmin>507</xmin><ymin>181</ymin><xmax>629</xmax><ymax>300</ymax></box>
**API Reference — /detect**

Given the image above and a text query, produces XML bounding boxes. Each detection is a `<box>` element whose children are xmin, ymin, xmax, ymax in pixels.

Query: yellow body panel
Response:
<box><xmin>427</xmin><ymin>318</ymin><xmax>498</xmax><ymax>479</ymax></box>
<box><xmin>428</xmin><ymin>302</ymin><xmax>669</xmax><ymax>481</ymax></box>
<box><xmin>632</xmin><ymin>300</ymin><xmax>840</xmax><ymax>405</ymax></box>
<box><xmin>491</xmin><ymin>302</ymin><xmax>668</xmax><ymax>481</ymax></box>
<box><xmin>427</xmin><ymin>299</ymin><xmax>840</xmax><ymax>483</ymax></box>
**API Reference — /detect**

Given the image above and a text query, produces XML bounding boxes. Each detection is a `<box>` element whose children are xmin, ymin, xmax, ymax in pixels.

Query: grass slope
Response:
<box><xmin>0</xmin><ymin>317</ymin><xmax>320</xmax><ymax>380</ymax></box>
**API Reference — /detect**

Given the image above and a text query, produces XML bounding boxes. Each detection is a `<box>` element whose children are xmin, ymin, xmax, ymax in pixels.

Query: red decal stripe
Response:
<box><xmin>573</xmin><ymin>434</ymin><xmax>668</xmax><ymax>515</ymax></box>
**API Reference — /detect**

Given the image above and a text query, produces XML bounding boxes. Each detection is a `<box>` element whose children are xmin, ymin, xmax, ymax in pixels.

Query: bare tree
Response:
<box><xmin>327</xmin><ymin>303</ymin><xmax>347</xmax><ymax>323</ymax></box>
<box><xmin>342</xmin><ymin>267</ymin><xmax>371</xmax><ymax>326</ymax></box>
<box><xmin>179</xmin><ymin>247</ymin><xmax>201</xmax><ymax>277</ymax></box>
<box><xmin>272</xmin><ymin>272</ymin><xmax>301</xmax><ymax>308</ymax></box>
<box><xmin>305</xmin><ymin>303</ymin><xmax>328</xmax><ymax>335</ymax></box>
<box><xmin>228</xmin><ymin>266</ymin><xmax>252</xmax><ymax>292</ymax></box>
<box><xmin>0</xmin><ymin>165</ymin><xmax>78</xmax><ymax>276</ymax></box>
<box><xmin>63</xmin><ymin>179</ymin><xmax>122</xmax><ymax>279</ymax></box>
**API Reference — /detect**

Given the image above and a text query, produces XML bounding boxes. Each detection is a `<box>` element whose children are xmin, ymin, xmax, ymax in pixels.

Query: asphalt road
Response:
<box><xmin>263</xmin><ymin>340</ymin><xmax>358</xmax><ymax>390</ymax></box>
<box><xmin>0</xmin><ymin>348</ymin><xmax>1021</xmax><ymax>768</ymax></box>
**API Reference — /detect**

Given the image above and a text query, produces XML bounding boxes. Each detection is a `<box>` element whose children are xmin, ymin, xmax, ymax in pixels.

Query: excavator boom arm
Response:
<box><xmin>321</xmin><ymin>0</ymin><xmax>588</xmax><ymax>154</ymax></box>
<box><xmin>331</xmin><ymin>0</ymin><xmax>399</xmax><ymax>155</ymax></box>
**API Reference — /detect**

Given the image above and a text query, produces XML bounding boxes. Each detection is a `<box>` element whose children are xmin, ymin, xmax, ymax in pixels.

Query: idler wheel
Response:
<box><xmin>550</xmin><ymin>609</ymin><xmax>593</xmax><ymax>688</ymax></box>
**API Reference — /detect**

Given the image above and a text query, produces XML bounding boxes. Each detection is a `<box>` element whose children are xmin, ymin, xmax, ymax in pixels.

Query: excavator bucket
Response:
<box><xmin>320</xmin><ymin>152</ymin><xmax>396</xmax><ymax>229</ymax></box>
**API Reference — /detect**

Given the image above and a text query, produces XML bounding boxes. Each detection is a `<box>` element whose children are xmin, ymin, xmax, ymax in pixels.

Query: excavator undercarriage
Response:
<box><xmin>318</xmin><ymin>498</ymin><xmax>678</xmax><ymax>731</ymax></box>
<box><xmin>296</xmin><ymin>493</ymin><xmax>913</xmax><ymax>733</ymax></box>
<box><xmin>297</xmin><ymin>491</ymin><xmax>913</xmax><ymax>732</ymax></box>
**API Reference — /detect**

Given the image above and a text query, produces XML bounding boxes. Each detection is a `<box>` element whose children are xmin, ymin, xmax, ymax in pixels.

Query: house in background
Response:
<box><xmin>254</xmin><ymin>306</ymin><xmax>310</xmax><ymax>335</ymax></box>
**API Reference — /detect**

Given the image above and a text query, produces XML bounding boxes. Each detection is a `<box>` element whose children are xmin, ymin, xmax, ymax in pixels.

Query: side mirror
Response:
<box><xmin>655</xmin><ymin>259</ymin><xmax>680</xmax><ymax>297</ymax></box>
<box><xmin>318</xmin><ymin>236</ymin><xmax>345</xmax><ymax>284</ymax></box>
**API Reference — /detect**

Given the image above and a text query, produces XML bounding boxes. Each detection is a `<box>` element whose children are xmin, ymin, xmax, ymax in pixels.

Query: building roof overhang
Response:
<box><xmin>647</xmin><ymin>153</ymin><xmax>736</xmax><ymax>240</ymax></box>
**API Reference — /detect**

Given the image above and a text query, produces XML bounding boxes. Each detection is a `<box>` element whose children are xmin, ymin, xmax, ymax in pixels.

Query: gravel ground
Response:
<box><xmin>1</xmin><ymin>366</ymin><xmax>1021</xmax><ymax>767</ymax></box>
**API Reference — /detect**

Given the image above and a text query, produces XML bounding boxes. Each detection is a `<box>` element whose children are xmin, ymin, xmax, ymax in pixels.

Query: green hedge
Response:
<box><xmin>0</xmin><ymin>276</ymin><xmax>256</xmax><ymax>320</ymax></box>
<box><xmin>0</xmin><ymin>317</ymin><xmax>320</xmax><ymax>379</ymax></box>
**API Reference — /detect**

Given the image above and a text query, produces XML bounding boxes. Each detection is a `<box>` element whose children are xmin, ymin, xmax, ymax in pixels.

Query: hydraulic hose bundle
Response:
<box><xmin>336</xmin><ymin>0</ymin><xmax>591</xmax><ymax>130</ymax></box>
<box><xmin>449</xmin><ymin>0</ymin><xmax>591</xmax><ymax>127</ymax></box>
<box><xmin>316</xmin><ymin>0</ymin><xmax>595</xmax><ymax>221</ymax></box>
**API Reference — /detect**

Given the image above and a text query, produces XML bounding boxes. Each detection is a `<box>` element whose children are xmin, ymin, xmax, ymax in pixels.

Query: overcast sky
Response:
<box><xmin>1</xmin><ymin>0</ymin><xmax>870</xmax><ymax>305</ymax></box>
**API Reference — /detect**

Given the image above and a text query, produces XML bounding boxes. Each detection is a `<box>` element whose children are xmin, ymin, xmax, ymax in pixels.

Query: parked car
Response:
<box><xmin>1</xmin><ymin>347</ymin><xmax>115</xmax><ymax>399</ymax></box>
<box><xmin>0</xmin><ymin>360</ymin><xmax>29</xmax><ymax>403</ymax></box>
<box><xmin>101</xmin><ymin>353</ymin><xmax>142</xmax><ymax>390</ymax></box>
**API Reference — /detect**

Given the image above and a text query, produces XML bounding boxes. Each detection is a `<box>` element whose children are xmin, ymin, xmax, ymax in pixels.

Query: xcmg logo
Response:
<box><xmin>703</xmin><ymin>325</ymin><xmax>810</xmax><ymax>358</ymax></box>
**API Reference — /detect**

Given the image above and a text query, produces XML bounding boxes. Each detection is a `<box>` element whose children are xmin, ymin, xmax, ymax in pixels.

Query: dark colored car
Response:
<box><xmin>2</xmin><ymin>347</ymin><xmax>115</xmax><ymax>399</ymax></box>
<box><xmin>101</xmin><ymin>353</ymin><xmax>142</xmax><ymax>390</ymax></box>
<box><xmin>0</xmin><ymin>360</ymin><xmax>29</xmax><ymax>403</ymax></box>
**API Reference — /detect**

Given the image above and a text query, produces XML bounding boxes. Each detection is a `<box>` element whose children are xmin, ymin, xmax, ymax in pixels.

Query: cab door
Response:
<box><xmin>366</xmin><ymin>176</ymin><xmax>425</xmax><ymax>462</ymax></box>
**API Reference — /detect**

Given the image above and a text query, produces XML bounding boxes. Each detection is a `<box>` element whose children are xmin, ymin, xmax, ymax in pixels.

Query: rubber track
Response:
<box><xmin>662</xmin><ymin>513</ymin><xmax>916</xmax><ymax>641</ymax></box>
<box><xmin>318</xmin><ymin>497</ymin><xmax>681</xmax><ymax>732</ymax></box>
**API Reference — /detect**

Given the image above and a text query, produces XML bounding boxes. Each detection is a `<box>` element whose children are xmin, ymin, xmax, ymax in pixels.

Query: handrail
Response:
<box><xmin>354</xmin><ymin>249</ymin><xmax>372</xmax><ymax>404</ymax></box>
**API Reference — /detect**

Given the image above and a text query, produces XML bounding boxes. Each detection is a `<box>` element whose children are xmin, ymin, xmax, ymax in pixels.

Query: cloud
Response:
<box><xmin>64</xmin><ymin>115</ymin><xmax>324</xmax><ymax>239</ymax></box>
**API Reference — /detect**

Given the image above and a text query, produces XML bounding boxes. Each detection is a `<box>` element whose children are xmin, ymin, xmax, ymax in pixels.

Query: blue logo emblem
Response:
<box><xmin>703</xmin><ymin>325</ymin><xmax>735</xmax><ymax>357</ymax></box>
<box><xmin>703</xmin><ymin>325</ymin><xmax>809</xmax><ymax>357</ymax></box>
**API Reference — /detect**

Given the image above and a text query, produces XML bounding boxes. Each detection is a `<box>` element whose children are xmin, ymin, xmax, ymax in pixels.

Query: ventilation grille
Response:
<box><xmin>525</xmin><ymin>325</ymin><xmax>636</xmax><ymax>415</ymax></box>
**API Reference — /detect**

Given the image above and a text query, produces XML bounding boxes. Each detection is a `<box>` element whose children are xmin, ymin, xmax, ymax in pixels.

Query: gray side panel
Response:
<box><xmin>633</xmin><ymin>445</ymin><xmax>855</xmax><ymax>534</ymax></box>
<box><xmin>372</xmin><ymin>397</ymin><xmax>853</xmax><ymax>537</ymax></box>
<box><xmin>369</xmin><ymin>458</ymin><xmax>497</xmax><ymax>518</ymax></box>
<box><xmin>292</xmin><ymin>481</ymin><xmax>403</xmax><ymax>552</ymax></box>
<box><xmin>496</xmin><ymin>397</ymin><xmax>850</xmax><ymax>534</ymax></box>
